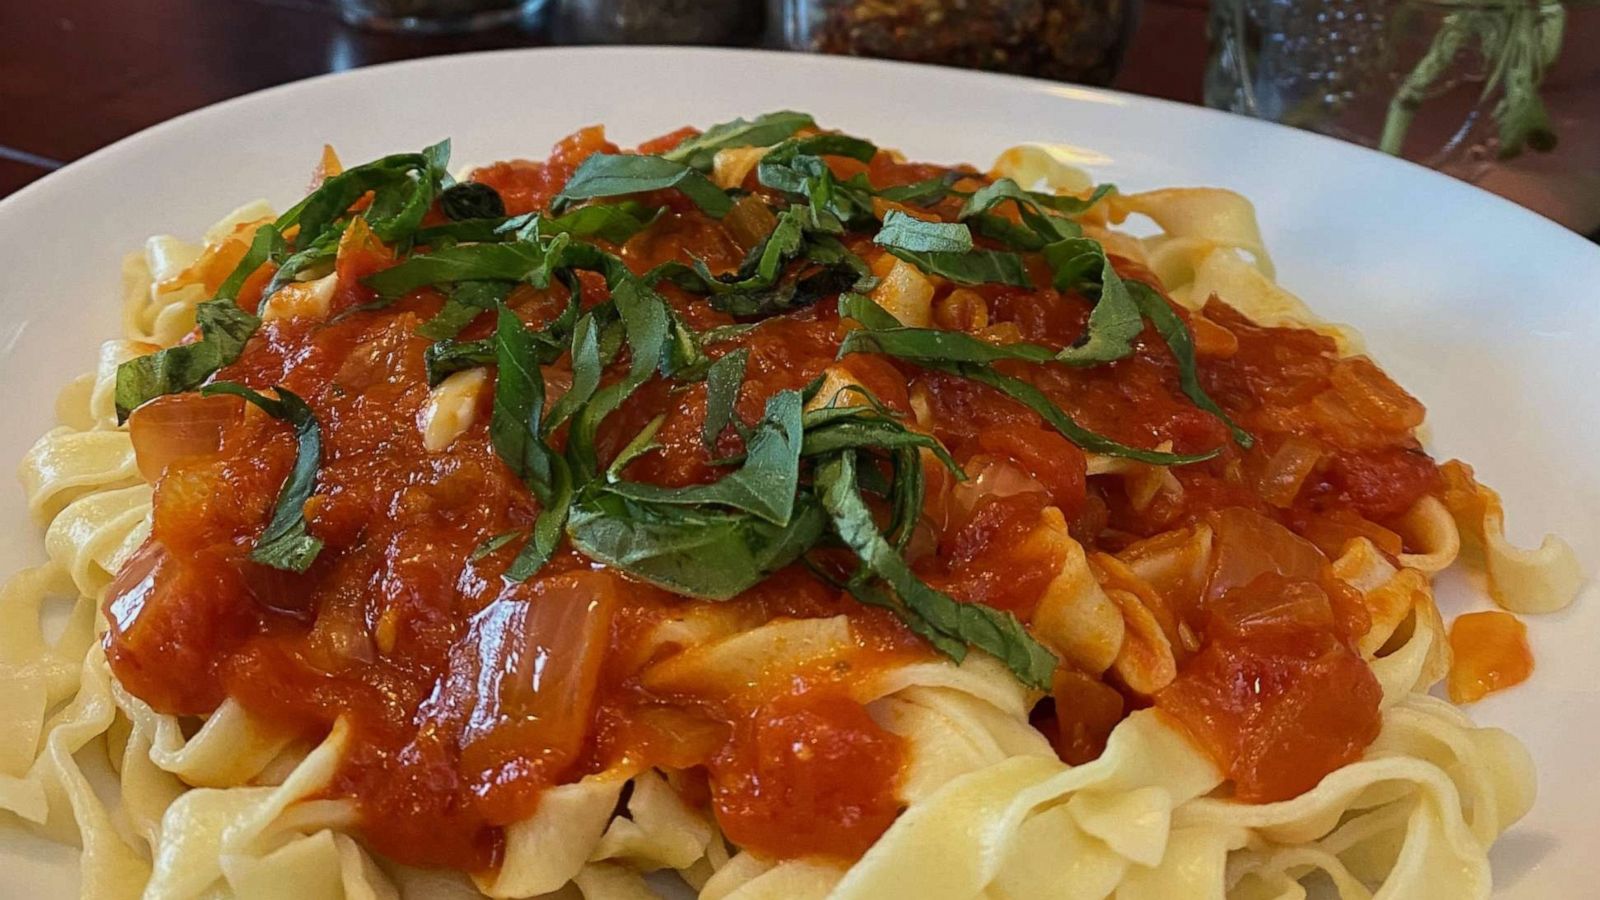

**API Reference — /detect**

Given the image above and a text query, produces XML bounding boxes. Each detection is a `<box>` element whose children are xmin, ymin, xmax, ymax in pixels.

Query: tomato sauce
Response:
<box><xmin>105</xmin><ymin>124</ymin><xmax>1454</xmax><ymax>875</ymax></box>
<box><xmin>1447</xmin><ymin>610</ymin><xmax>1533</xmax><ymax>703</ymax></box>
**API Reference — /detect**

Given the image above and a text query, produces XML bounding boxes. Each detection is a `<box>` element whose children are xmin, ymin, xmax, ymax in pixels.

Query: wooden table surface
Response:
<box><xmin>0</xmin><ymin>0</ymin><xmax>1208</xmax><ymax>198</ymax></box>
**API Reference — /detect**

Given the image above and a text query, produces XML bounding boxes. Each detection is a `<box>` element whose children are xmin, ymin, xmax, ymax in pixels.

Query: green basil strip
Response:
<box><xmin>607</xmin><ymin>390</ymin><xmax>804</xmax><ymax>526</ymax></box>
<box><xmin>1041</xmin><ymin>237</ymin><xmax>1144</xmax><ymax>365</ymax></box>
<box><xmin>551</xmin><ymin>154</ymin><xmax>733</xmax><ymax>219</ymax></box>
<box><xmin>756</xmin><ymin>134</ymin><xmax>879</xmax><ymax>228</ymax></box>
<box><xmin>838</xmin><ymin>326</ymin><xmax>1055</xmax><ymax>366</ymax></box>
<box><xmin>278</xmin><ymin>140</ymin><xmax>450</xmax><ymax>252</ymax></box>
<box><xmin>875</xmin><ymin>173</ymin><xmax>967</xmax><ymax>205</ymax></box>
<box><xmin>958</xmin><ymin>181</ymin><xmax>1114</xmax><ymax>252</ymax></box>
<box><xmin>960</xmin><ymin>179</ymin><xmax>1114</xmax><ymax>220</ymax></box>
<box><xmin>881</xmin><ymin>245</ymin><xmax>1032</xmax><ymax>288</ymax></box>
<box><xmin>423</xmin><ymin>337</ymin><xmax>494</xmax><ymax>386</ymax></box>
<box><xmin>606</xmin><ymin>414</ymin><xmax>668</xmax><ymax>480</ymax></box>
<box><xmin>364</xmin><ymin>240</ymin><xmax>556</xmax><ymax>298</ymax></box>
<box><xmin>490</xmin><ymin>305</ymin><xmax>575</xmax><ymax>581</ymax></box>
<box><xmin>566</xmin><ymin>489</ymin><xmax>827</xmax><ymax>601</ymax></box>
<box><xmin>799</xmin><ymin>409</ymin><xmax>962</xmax><ymax>477</ymax></box>
<box><xmin>1127</xmin><ymin>281</ymin><xmax>1254</xmax><ymax>448</ymax></box>
<box><xmin>490</xmin><ymin>306</ymin><xmax>562</xmax><ymax>500</ymax></box>
<box><xmin>439</xmin><ymin>181</ymin><xmax>505</xmax><ymax>221</ymax></box>
<box><xmin>702</xmin><ymin>348</ymin><xmax>749</xmax><ymax>451</ymax></box>
<box><xmin>417</xmin><ymin>280</ymin><xmax>511</xmax><ymax>341</ymax></box>
<box><xmin>543</xmin><ymin>201</ymin><xmax>662</xmax><ymax>244</ymax></box>
<box><xmin>662</xmin><ymin>110</ymin><xmax>817</xmax><ymax>172</ymax></box>
<box><xmin>837</xmin><ymin>291</ymin><xmax>901</xmax><ymax>330</ymax></box>
<box><xmin>413</xmin><ymin>217</ymin><xmax>510</xmax><ymax>246</ymax></box>
<box><xmin>873</xmin><ymin>210</ymin><xmax>974</xmax><ymax>253</ymax></box>
<box><xmin>963</xmin><ymin>366</ymin><xmax>1219</xmax><ymax>466</ymax></box>
<box><xmin>757</xmin><ymin>133</ymin><xmax>878</xmax><ymax>195</ymax></box>
<box><xmin>567</xmin><ymin>274</ymin><xmax>671</xmax><ymax>481</ymax></box>
<box><xmin>114</xmin><ymin>224</ymin><xmax>284</xmax><ymax>421</ymax></box>
<box><xmin>700</xmin><ymin>322</ymin><xmax>759</xmax><ymax>345</ymax></box>
<box><xmin>815</xmin><ymin>451</ymin><xmax>1057</xmax><ymax>689</ymax></box>
<box><xmin>507</xmin><ymin>459</ymin><xmax>572</xmax><ymax>582</ymax></box>
<box><xmin>543</xmin><ymin>312</ymin><xmax>606</xmax><ymax>433</ymax></box>
<box><xmin>470</xmin><ymin>530</ymin><xmax>521</xmax><ymax>562</ymax></box>
<box><xmin>844</xmin><ymin>577</ymin><xmax>969</xmax><ymax>659</ymax></box>
<box><xmin>198</xmin><ymin>382</ymin><xmax>324</xmax><ymax>573</ymax></box>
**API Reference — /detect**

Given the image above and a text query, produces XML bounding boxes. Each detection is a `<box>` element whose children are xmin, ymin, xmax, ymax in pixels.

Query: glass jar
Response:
<box><xmin>335</xmin><ymin>0</ymin><xmax>549</xmax><ymax>33</ymax></box>
<box><xmin>769</xmin><ymin>0</ymin><xmax>1142</xmax><ymax>86</ymax></box>
<box><xmin>552</xmin><ymin>0</ymin><xmax>764</xmax><ymax>44</ymax></box>
<box><xmin>1207</xmin><ymin>0</ymin><xmax>1600</xmax><ymax>235</ymax></box>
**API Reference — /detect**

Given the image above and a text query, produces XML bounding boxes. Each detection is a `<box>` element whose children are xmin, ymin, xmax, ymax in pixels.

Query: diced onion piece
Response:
<box><xmin>1328</xmin><ymin>357</ymin><xmax>1425</xmax><ymax>431</ymax></box>
<box><xmin>1205</xmin><ymin>507</ymin><xmax>1327</xmax><ymax>603</ymax></box>
<box><xmin>420</xmin><ymin>369</ymin><xmax>489</xmax><ymax>452</ymax></box>
<box><xmin>711</xmin><ymin>146</ymin><xmax>768</xmax><ymax>190</ymax></box>
<box><xmin>260</xmin><ymin>273</ymin><xmax>337</xmax><ymax>323</ymax></box>
<box><xmin>1255</xmin><ymin>435</ymin><xmax>1324</xmax><ymax>508</ymax></box>
<box><xmin>127</xmin><ymin>393</ymin><xmax>243</xmax><ymax>482</ymax></box>
<box><xmin>871</xmin><ymin>259</ymin><xmax>935</xmax><ymax>327</ymax></box>
<box><xmin>460</xmin><ymin>572</ymin><xmax>621</xmax><ymax>780</ymax></box>
<box><xmin>948</xmin><ymin>456</ymin><xmax>1047</xmax><ymax>525</ymax></box>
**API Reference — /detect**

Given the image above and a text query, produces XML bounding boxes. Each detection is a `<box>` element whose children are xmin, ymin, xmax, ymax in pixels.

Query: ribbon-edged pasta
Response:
<box><xmin>1</xmin><ymin>124</ymin><xmax>1581</xmax><ymax>900</ymax></box>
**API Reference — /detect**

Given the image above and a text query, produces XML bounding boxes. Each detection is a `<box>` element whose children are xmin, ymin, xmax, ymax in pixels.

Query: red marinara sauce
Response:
<box><xmin>104</xmin><ymin>124</ymin><xmax>1446</xmax><ymax>873</ymax></box>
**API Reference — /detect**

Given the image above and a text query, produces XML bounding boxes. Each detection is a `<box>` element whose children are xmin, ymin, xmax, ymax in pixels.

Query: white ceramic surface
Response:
<box><xmin>1</xmin><ymin>46</ymin><xmax>1596</xmax><ymax>898</ymax></box>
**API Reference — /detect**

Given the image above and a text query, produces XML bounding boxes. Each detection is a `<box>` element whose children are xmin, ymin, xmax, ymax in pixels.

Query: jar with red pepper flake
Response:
<box><xmin>768</xmin><ymin>0</ymin><xmax>1141</xmax><ymax>86</ymax></box>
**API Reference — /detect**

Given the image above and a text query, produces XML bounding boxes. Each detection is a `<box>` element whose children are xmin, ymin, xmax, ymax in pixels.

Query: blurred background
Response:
<box><xmin>1</xmin><ymin>0</ymin><xmax>1595</xmax><ymax>237</ymax></box>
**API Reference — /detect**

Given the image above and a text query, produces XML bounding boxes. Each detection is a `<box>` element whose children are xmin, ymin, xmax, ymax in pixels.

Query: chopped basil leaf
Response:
<box><xmin>198</xmin><ymin>382</ymin><xmax>324</xmax><ymax>573</ymax></box>
<box><xmin>544</xmin><ymin>312</ymin><xmax>606</xmax><ymax>432</ymax></box>
<box><xmin>964</xmin><ymin>366</ymin><xmax>1219</xmax><ymax>465</ymax></box>
<box><xmin>873</xmin><ymin>210</ymin><xmax>974</xmax><ymax>253</ymax></box>
<box><xmin>279</xmin><ymin>141</ymin><xmax>450</xmax><ymax>252</ymax></box>
<box><xmin>814</xmin><ymin>451</ymin><xmax>1057</xmax><ymax>689</ymax></box>
<box><xmin>439</xmin><ymin>181</ymin><xmax>505</xmax><ymax>221</ymax></box>
<box><xmin>606</xmin><ymin>390</ymin><xmax>804</xmax><ymax>526</ymax></box>
<box><xmin>490</xmin><ymin>305</ymin><xmax>562</xmax><ymax>500</ymax></box>
<box><xmin>1127</xmin><ymin>281</ymin><xmax>1254</xmax><ymax>448</ymax></box>
<box><xmin>364</xmin><ymin>240</ymin><xmax>559</xmax><ymax>298</ymax></box>
<box><xmin>551</xmin><ymin>154</ymin><xmax>733</xmax><ymax>219</ymax></box>
<box><xmin>567</xmin><ymin>488</ymin><xmax>827</xmax><ymax>600</ymax></box>
<box><xmin>839</xmin><ymin>326</ymin><xmax>1056</xmax><ymax>366</ymax></box>
<box><xmin>960</xmin><ymin>178</ymin><xmax>1112</xmax><ymax>221</ymax></box>
<box><xmin>489</xmin><ymin>305</ymin><xmax>575</xmax><ymax>580</ymax></box>
<box><xmin>702</xmin><ymin>348</ymin><xmax>749</xmax><ymax>451</ymax></box>
<box><xmin>507</xmin><ymin>460</ymin><xmax>572</xmax><ymax>581</ymax></box>
<box><xmin>700</xmin><ymin>322</ymin><xmax>759</xmax><ymax>345</ymax></box>
<box><xmin>114</xmin><ymin>224</ymin><xmax>284</xmax><ymax>421</ymax></box>
<box><xmin>470</xmin><ymin>530</ymin><xmax>521</xmax><ymax>562</ymax></box>
<box><xmin>1042</xmin><ymin>237</ymin><xmax>1144</xmax><ymax>365</ymax></box>
<box><xmin>543</xmin><ymin>201</ymin><xmax>661</xmax><ymax>243</ymax></box>
<box><xmin>567</xmin><ymin>272</ymin><xmax>672</xmax><ymax>481</ymax></box>
<box><xmin>876</xmin><ymin>173</ymin><xmax>967</xmax><ymax>205</ymax></box>
<box><xmin>423</xmin><ymin>337</ymin><xmax>494</xmax><ymax>386</ymax></box>
<box><xmin>606</xmin><ymin>414</ymin><xmax>668</xmax><ymax>481</ymax></box>
<box><xmin>417</xmin><ymin>280</ymin><xmax>511</xmax><ymax>341</ymax></box>
<box><xmin>662</xmin><ymin>110</ymin><xmax>817</xmax><ymax>172</ymax></box>
<box><xmin>881</xmin><ymin>245</ymin><xmax>1031</xmax><ymax>287</ymax></box>
<box><xmin>757</xmin><ymin>134</ymin><xmax>879</xmax><ymax>228</ymax></box>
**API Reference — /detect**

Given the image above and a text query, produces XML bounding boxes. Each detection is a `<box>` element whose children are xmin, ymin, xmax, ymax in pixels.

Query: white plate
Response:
<box><xmin>1</xmin><ymin>47</ymin><xmax>1595</xmax><ymax>898</ymax></box>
